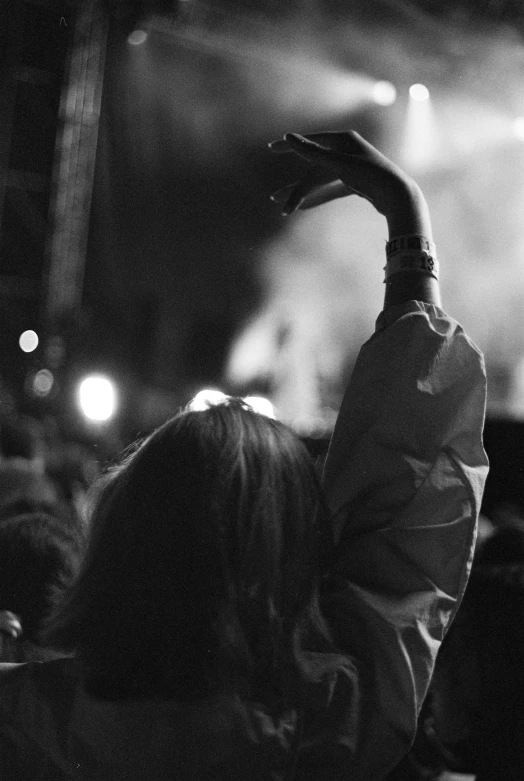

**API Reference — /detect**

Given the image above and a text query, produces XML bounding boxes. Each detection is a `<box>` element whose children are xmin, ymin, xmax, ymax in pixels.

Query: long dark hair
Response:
<box><xmin>45</xmin><ymin>399</ymin><xmax>334</xmax><ymax>703</ymax></box>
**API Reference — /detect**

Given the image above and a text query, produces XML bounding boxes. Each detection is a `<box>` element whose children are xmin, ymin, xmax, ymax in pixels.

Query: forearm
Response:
<box><xmin>383</xmin><ymin>183</ymin><xmax>441</xmax><ymax>310</ymax></box>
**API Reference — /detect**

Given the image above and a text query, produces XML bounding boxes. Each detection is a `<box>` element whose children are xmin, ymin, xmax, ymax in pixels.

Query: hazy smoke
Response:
<box><xmin>227</xmin><ymin>19</ymin><xmax>524</xmax><ymax>423</ymax></box>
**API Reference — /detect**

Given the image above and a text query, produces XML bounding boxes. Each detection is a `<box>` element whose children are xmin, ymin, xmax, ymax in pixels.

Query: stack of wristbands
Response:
<box><xmin>384</xmin><ymin>235</ymin><xmax>439</xmax><ymax>282</ymax></box>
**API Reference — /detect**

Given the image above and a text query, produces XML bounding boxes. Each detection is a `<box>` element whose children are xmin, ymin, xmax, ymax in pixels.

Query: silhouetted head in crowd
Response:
<box><xmin>0</xmin><ymin>459</ymin><xmax>61</xmax><ymax>521</ymax></box>
<box><xmin>0</xmin><ymin>512</ymin><xmax>82</xmax><ymax>663</ymax></box>
<box><xmin>1</xmin><ymin>410</ymin><xmax>99</xmax><ymax>532</ymax></box>
<box><xmin>46</xmin><ymin>398</ymin><xmax>334</xmax><ymax>702</ymax></box>
<box><xmin>0</xmin><ymin>414</ymin><xmax>39</xmax><ymax>460</ymax></box>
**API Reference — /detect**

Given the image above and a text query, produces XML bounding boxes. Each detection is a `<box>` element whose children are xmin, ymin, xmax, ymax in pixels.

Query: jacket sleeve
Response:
<box><xmin>318</xmin><ymin>300</ymin><xmax>488</xmax><ymax>779</ymax></box>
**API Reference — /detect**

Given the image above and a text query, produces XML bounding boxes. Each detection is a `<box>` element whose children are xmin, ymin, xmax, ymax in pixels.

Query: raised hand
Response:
<box><xmin>269</xmin><ymin>130</ymin><xmax>439</xmax><ymax>308</ymax></box>
<box><xmin>269</xmin><ymin>131</ymin><xmax>429</xmax><ymax>236</ymax></box>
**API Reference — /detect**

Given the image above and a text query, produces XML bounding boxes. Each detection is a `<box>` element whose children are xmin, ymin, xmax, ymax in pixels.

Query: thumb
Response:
<box><xmin>0</xmin><ymin>610</ymin><xmax>23</xmax><ymax>639</ymax></box>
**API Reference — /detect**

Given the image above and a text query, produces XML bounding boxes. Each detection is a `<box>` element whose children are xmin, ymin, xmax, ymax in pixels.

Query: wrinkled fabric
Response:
<box><xmin>0</xmin><ymin>302</ymin><xmax>488</xmax><ymax>781</ymax></box>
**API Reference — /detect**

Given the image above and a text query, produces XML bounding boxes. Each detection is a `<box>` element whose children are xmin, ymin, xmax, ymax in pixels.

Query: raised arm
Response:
<box><xmin>270</xmin><ymin>131</ymin><xmax>488</xmax><ymax>780</ymax></box>
<box><xmin>269</xmin><ymin>130</ymin><xmax>441</xmax><ymax>310</ymax></box>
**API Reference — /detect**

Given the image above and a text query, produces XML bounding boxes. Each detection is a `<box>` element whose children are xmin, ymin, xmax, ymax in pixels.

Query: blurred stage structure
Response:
<box><xmin>0</xmin><ymin>0</ymin><xmax>71</xmax><ymax>401</ymax></box>
<box><xmin>2</xmin><ymin>0</ymin><xmax>524</xmax><ymax>445</ymax></box>
<box><xmin>0</xmin><ymin>0</ymin><xmax>107</xmax><ymax>417</ymax></box>
<box><xmin>45</xmin><ymin>0</ymin><xmax>107</xmax><ymax>326</ymax></box>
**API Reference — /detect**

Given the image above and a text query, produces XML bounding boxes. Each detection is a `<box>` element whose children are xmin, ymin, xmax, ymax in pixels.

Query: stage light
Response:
<box><xmin>513</xmin><ymin>117</ymin><xmax>524</xmax><ymax>142</ymax></box>
<box><xmin>372</xmin><ymin>81</ymin><xmax>397</xmax><ymax>106</ymax></box>
<box><xmin>243</xmin><ymin>396</ymin><xmax>276</xmax><ymax>419</ymax></box>
<box><xmin>78</xmin><ymin>375</ymin><xmax>117</xmax><ymax>422</ymax></box>
<box><xmin>128</xmin><ymin>29</ymin><xmax>148</xmax><ymax>45</ymax></box>
<box><xmin>19</xmin><ymin>330</ymin><xmax>38</xmax><ymax>353</ymax></box>
<box><xmin>401</xmin><ymin>83</ymin><xmax>437</xmax><ymax>170</ymax></box>
<box><xmin>32</xmin><ymin>369</ymin><xmax>54</xmax><ymax>397</ymax></box>
<box><xmin>409</xmin><ymin>83</ymin><xmax>430</xmax><ymax>102</ymax></box>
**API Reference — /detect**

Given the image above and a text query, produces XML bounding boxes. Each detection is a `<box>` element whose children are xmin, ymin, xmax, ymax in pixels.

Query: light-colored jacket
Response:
<box><xmin>0</xmin><ymin>301</ymin><xmax>488</xmax><ymax>781</ymax></box>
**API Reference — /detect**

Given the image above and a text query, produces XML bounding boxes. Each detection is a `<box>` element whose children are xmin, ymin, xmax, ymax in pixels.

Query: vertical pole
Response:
<box><xmin>44</xmin><ymin>0</ymin><xmax>108</xmax><ymax>325</ymax></box>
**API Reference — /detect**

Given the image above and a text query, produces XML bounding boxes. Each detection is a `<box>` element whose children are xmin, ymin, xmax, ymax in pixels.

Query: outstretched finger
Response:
<box><xmin>268</xmin><ymin>138</ymin><xmax>293</xmax><ymax>153</ymax></box>
<box><xmin>269</xmin><ymin>130</ymin><xmax>372</xmax><ymax>157</ymax></box>
<box><xmin>296</xmin><ymin>130</ymin><xmax>381</xmax><ymax>159</ymax></box>
<box><xmin>284</xmin><ymin>134</ymin><xmax>384</xmax><ymax>202</ymax></box>
<box><xmin>284</xmin><ymin>133</ymin><xmax>351</xmax><ymax>170</ymax></box>
<box><xmin>268</xmin><ymin>135</ymin><xmax>346</xmax><ymax>154</ymax></box>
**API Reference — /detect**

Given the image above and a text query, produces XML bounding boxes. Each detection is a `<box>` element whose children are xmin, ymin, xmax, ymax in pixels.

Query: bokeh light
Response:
<box><xmin>243</xmin><ymin>396</ymin><xmax>276</xmax><ymax>419</ymax></box>
<box><xmin>188</xmin><ymin>390</ymin><xmax>276</xmax><ymax>418</ymax></box>
<box><xmin>19</xmin><ymin>330</ymin><xmax>39</xmax><ymax>352</ymax></box>
<box><xmin>513</xmin><ymin>116</ymin><xmax>524</xmax><ymax>142</ymax></box>
<box><xmin>188</xmin><ymin>389</ymin><xmax>228</xmax><ymax>411</ymax></box>
<box><xmin>32</xmin><ymin>369</ymin><xmax>54</xmax><ymax>397</ymax></box>
<box><xmin>372</xmin><ymin>80</ymin><xmax>397</xmax><ymax>106</ymax></box>
<box><xmin>409</xmin><ymin>83</ymin><xmax>430</xmax><ymax>102</ymax></box>
<box><xmin>402</xmin><ymin>83</ymin><xmax>437</xmax><ymax>169</ymax></box>
<box><xmin>78</xmin><ymin>375</ymin><xmax>117</xmax><ymax>422</ymax></box>
<box><xmin>128</xmin><ymin>29</ymin><xmax>148</xmax><ymax>46</ymax></box>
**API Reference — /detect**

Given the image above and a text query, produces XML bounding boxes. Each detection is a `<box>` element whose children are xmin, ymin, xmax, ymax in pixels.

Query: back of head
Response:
<box><xmin>0</xmin><ymin>414</ymin><xmax>39</xmax><ymax>460</ymax></box>
<box><xmin>0</xmin><ymin>458</ymin><xmax>60</xmax><ymax>520</ymax></box>
<box><xmin>0</xmin><ymin>512</ymin><xmax>82</xmax><ymax>661</ymax></box>
<box><xmin>47</xmin><ymin>399</ymin><xmax>332</xmax><ymax>702</ymax></box>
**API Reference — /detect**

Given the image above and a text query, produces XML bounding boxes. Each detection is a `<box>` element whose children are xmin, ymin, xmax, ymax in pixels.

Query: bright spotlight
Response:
<box><xmin>513</xmin><ymin>117</ymin><xmax>524</xmax><ymax>142</ymax></box>
<box><xmin>409</xmin><ymin>83</ymin><xmax>430</xmax><ymax>102</ymax></box>
<box><xmin>78</xmin><ymin>375</ymin><xmax>117</xmax><ymax>422</ymax></box>
<box><xmin>401</xmin><ymin>83</ymin><xmax>437</xmax><ymax>170</ymax></box>
<box><xmin>127</xmin><ymin>29</ymin><xmax>148</xmax><ymax>45</ymax></box>
<box><xmin>372</xmin><ymin>81</ymin><xmax>397</xmax><ymax>106</ymax></box>
<box><xmin>243</xmin><ymin>396</ymin><xmax>276</xmax><ymax>419</ymax></box>
<box><xmin>19</xmin><ymin>330</ymin><xmax>39</xmax><ymax>353</ymax></box>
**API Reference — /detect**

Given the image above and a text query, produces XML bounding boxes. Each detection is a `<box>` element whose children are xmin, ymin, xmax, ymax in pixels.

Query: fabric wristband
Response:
<box><xmin>386</xmin><ymin>234</ymin><xmax>436</xmax><ymax>259</ymax></box>
<box><xmin>384</xmin><ymin>251</ymin><xmax>439</xmax><ymax>281</ymax></box>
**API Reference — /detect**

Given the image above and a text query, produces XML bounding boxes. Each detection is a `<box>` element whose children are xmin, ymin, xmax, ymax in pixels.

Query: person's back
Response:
<box><xmin>0</xmin><ymin>130</ymin><xmax>488</xmax><ymax>781</ymax></box>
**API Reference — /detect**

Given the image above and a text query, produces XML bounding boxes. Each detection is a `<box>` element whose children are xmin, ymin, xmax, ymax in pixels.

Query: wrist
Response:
<box><xmin>382</xmin><ymin>197</ymin><xmax>441</xmax><ymax>310</ymax></box>
<box><xmin>385</xmin><ymin>183</ymin><xmax>432</xmax><ymax>240</ymax></box>
<box><xmin>384</xmin><ymin>274</ymin><xmax>441</xmax><ymax>309</ymax></box>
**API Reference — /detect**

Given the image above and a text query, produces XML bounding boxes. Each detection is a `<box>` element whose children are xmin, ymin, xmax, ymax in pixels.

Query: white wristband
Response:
<box><xmin>386</xmin><ymin>234</ymin><xmax>436</xmax><ymax>259</ymax></box>
<box><xmin>384</xmin><ymin>252</ymin><xmax>439</xmax><ymax>281</ymax></box>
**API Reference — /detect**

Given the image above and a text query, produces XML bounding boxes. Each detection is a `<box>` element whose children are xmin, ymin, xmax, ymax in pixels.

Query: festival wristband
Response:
<box><xmin>384</xmin><ymin>252</ymin><xmax>439</xmax><ymax>281</ymax></box>
<box><xmin>386</xmin><ymin>234</ymin><xmax>436</xmax><ymax>259</ymax></box>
